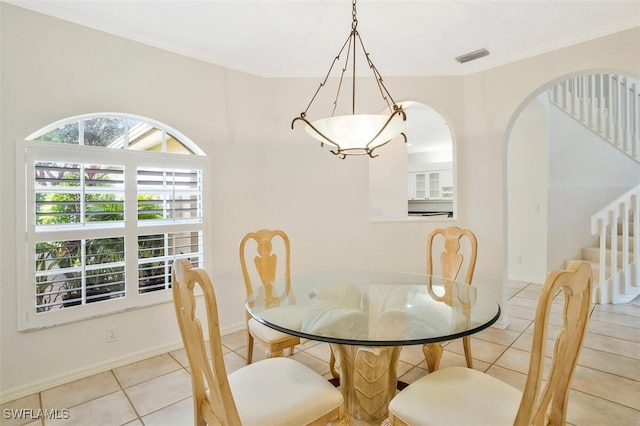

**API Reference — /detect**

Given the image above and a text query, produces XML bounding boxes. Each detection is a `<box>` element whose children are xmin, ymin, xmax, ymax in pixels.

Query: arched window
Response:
<box><xmin>17</xmin><ymin>113</ymin><xmax>206</xmax><ymax>330</ymax></box>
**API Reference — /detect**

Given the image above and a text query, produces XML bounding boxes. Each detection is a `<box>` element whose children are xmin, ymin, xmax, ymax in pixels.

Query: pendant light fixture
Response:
<box><xmin>291</xmin><ymin>0</ymin><xmax>407</xmax><ymax>159</ymax></box>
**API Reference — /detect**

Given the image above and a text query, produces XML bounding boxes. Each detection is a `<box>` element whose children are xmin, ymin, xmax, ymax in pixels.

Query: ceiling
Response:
<box><xmin>5</xmin><ymin>0</ymin><xmax>640</xmax><ymax>78</ymax></box>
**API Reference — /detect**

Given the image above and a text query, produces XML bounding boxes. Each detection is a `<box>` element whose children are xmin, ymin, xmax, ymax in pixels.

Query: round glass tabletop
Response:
<box><xmin>246</xmin><ymin>270</ymin><xmax>501</xmax><ymax>346</ymax></box>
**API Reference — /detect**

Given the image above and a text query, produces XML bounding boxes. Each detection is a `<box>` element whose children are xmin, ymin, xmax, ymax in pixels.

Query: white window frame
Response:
<box><xmin>16</xmin><ymin>113</ymin><xmax>207</xmax><ymax>330</ymax></box>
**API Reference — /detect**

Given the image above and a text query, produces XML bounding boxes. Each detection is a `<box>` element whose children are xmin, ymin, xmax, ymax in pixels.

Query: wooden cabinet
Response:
<box><xmin>408</xmin><ymin>170</ymin><xmax>453</xmax><ymax>200</ymax></box>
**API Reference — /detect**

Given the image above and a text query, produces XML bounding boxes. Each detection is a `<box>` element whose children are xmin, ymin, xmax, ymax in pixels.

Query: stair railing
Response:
<box><xmin>591</xmin><ymin>184</ymin><xmax>640</xmax><ymax>303</ymax></box>
<box><xmin>549</xmin><ymin>74</ymin><xmax>639</xmax><ymax>163</ymax></box>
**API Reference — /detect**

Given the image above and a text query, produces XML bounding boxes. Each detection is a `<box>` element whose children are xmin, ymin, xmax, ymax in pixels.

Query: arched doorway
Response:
<box><xmin>506</xmin><ymin>73</ymin><xmax>639</xmax><ymax>291</ymax></box>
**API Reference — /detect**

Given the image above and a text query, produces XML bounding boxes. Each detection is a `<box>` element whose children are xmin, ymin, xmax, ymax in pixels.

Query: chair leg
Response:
<box><xmin>246</xmin><ymin>330</ymin><xmax>254</xmax><ymax>365</ymax></box>
<box><xmin>266</xmin><ymin>349</ymin><xmax>284</xmax><ymax>358</ymax></box>
<box><xmin>462</xmin><ymin>335</ymin><xmax>473</xmax><ymax>368</ymax></box>
<box><xmin>422</xmin><ymin>343</ymin><xmax>443</xmax><ymax>373</ymax></box>
<box><xmin>288</xmin><ymin>346</ymin><xmax>295</xmax><ymax>356</ymax></box>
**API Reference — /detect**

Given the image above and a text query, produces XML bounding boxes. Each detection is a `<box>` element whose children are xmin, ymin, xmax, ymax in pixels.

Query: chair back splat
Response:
<box><xmin>172</xmin><ymin>258</ymin><xmax>241</xmax><ymax>425</ymax></box>
<box><xmin>423</xmin><ymin>226</ymin><xmax>478</xmax><ymax>371</ymax></box>
<box><xmin>515</xmin><ymin>260</ymin><xmax>592</xmax><ymax>425</ymax></box>
<box><xmin>427</xmin><ymin>226</ymin><xmax>477</xmax><ymax>284</ymax></box>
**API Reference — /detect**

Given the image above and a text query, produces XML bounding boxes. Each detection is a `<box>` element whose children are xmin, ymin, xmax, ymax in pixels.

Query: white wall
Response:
<box><xmin>1</xmin><ymin>3</ymin><xmax>639</xmax><ymax>401</ymax></box>
<box><xmin>508</xmin><ymin>95</ymin><xmax>549</xmax><ymax>283</ymax></box>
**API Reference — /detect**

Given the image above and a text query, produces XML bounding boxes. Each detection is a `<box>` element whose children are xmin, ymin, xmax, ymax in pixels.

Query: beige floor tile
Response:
<box><xmin>44</xmin><ymin>391</ymin><xmax>136</xmax><ymax>426</ymax></box>
<box><xmin>571</xmin><ymin>365</ymin><xmax>640</xmax><ymax>410</ymax></box>
<box><xmin>438</xmin><ymin>350</ymin><xmax>490</xmax><ymax>372</ymax></box>
<box><xmin>595</xmin><ymin>303</ymin><xmax>640</xmax><ymax>318</ymax></box>
<box><xmin>507</xmin><ymin>287</ymin><xmax>521</xmax><ymax>297</ymax></box>
<box><xmin>446</xmin><ymin>337</ymin><xmax>508</xmax><ymax>364</ymax></box>
<box><xmin>122</xmin><ymin>421</ymin><xmax>143</xmax><ymax>426</ymax></box>
<box><xmin>303</xmin><ymin>341</ymin><xmax>333</xmax><ymax>362</ymax></box>
<box><xmin>511</xmin><ymin>333</ymin><xmax>556</xmax><ymax>358</ymax></box>
<box><xmin>587</xmin><ymin>318</ymin><xmax>640</xmax><ymax>342</ymax></box>
<box><xmin>506</xmin><ymin>304</ymin><xmax>537</xmax><ymax>320</ymax></box>
<box><xmin>583</xmin><ymin>331</ymin><xmax>640</xmax><ymax>360</ymax></box>
<box><xmin>124</xmin><ymin>369</ymin><xmax>192</xmax><ymax>416</ymax></box>
<box><xmin>505</xmin><ymin>316</ymin><xmax>533</xmax><ymax>332</ymax></box>
<box><xmin>142</xmin><ymin>396</ymin><xmax>193</xmax><ymax>426</ymax></box>
<box><xmin>396</xmin><ymin>360</ymin><xmax>414</xmax><ymax>379</ymax></box>
<box><xmin>590</xmin><ymin>310</ymin><xmax>640</xmax><ymax>329</ymax></box>
<box><xmin>0</xmin><ymin>394</ymin><xmax>42</xmax><ymax>426</ymax></box>
<box><xmin>566</xmin><ymin>389</ymin><xmax>640</xmax><ymax>426</ymax></box>
<box><xmin>220</xmin><ymin>330</ymin><xmax>247</xmax><ymax>351</ymax></box>
<box><xmin>474</xmin><ymin>327</ymin><xmax>521</xmax><ymax>346</ymax></box>
<box><xmin>398</xmin><ymin>345</ymin><xmax>425</xmax><ymax>366</ymax></box>
<box><xmin>40</xmin><ymin>371</ymin><xmax>120</xmax><ymax>410</ymax></box>
<box><xmin>507</xmin><ymin>280</ymin><xmax>530</xmax><ymax>291</ymax></box>
<box><xmin>290</xmin><ymin>351</ymin><xmax>330</xmax><ymax>376</ymax></box>
<box><xmin>494</xmin><ymin>347</ymin><xmax>532</xmax><ymax>375</ymax></box>
<box><xmin>508</xmin><ymin>296</ymin><xmax>539</xmax><ymax>310</ymax></box>
<box><xmin>113</xmin><ymin>354</ymin><xmax>182</xmax><ymax>388</ymax></box>
<box><xmin>168</xmin><ymin>347</ymin><xmax>189</xmax><ymax>368</ymax></box>
<box><xmin>578</xmin><ymin>346</ymin><xmax>640</xmax><ymax>381</ymax></box>
<box><xmin>222</xmin><ymin>351</ymin><xmax>249</xmax><ymax>375</ymax></box>
<box><xmin>512</xmin><ymin>289</ymin><xmax>541</xmax><ymax>300</ymax></box>
<box><xmin>397</xmin><ymin>366</ymin><xmax>428</xmax><ymax>385</ymax></box>
<box><xmin>484</xmin><ymin>365</ymin><xmax>527</xmax><ymax>391</ymax></box>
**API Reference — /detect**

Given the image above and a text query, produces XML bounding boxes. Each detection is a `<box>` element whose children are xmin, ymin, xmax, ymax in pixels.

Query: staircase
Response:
<box><xmin>549</xmin><ymin>74</ymin><xmax>639</xmax><ymax>164</ymax></box>
<box><xmin>586</xmin><ymin>185</ymin><xmax>639</xmax><ymax>304</ymax></box>
<box><xmin>550</xmin><ymin>74</ymin><xmax>639</xmax><ymax>303</ymax></box>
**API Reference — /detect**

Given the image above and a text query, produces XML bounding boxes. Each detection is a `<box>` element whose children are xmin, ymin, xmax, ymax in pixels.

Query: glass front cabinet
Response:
<box><xmin>408</xmin><ymin>169</ymin><xmax>453</xmax><ymax>200</ymax></box>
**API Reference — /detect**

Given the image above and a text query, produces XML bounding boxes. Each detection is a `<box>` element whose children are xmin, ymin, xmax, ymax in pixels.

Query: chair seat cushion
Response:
<box><xmin>248</xmin><ymin>305</ymin><xmax>304</xmax><ymax>344</ymax></box>
<box><xmin>229</xmin><ymin>357</ymin><xmax>343</xmax><ymax>425</ymax></box>
<box><xmin>388</xmin><ymin>366</ymin><xmax>521</xmax><ymax>426</ymax></box>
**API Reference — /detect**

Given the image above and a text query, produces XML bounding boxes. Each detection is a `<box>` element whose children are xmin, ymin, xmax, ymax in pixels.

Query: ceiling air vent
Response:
<box><xmin>455</xmin><ymin>48</ymin><xmax>490</xmax><ymax>64</ymax></box>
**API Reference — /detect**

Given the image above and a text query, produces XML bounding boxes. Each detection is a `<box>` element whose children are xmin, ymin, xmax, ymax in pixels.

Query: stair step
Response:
<box><xmin>617</xmin><ymin>222</ymin><xmax>635</xmax><ymax>236</ymax></box>
<box><xmin>605</xmin><ymin>234</ymin><xmax>636</xmax><ymax>250</ymax></box>
<box><xmin>581</xmin><ymin>247</ymin><xmax>635</xmax><ymax>267</ymax></box>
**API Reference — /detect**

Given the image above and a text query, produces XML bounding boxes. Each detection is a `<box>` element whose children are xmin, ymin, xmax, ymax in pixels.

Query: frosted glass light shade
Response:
<box><xmin>305</xmin><ymin>114</ymin><xmax>407</xmax><ymax>156</ymax></box>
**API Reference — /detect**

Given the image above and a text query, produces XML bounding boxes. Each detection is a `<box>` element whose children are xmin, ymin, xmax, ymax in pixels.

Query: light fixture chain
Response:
<box><xmin>352</xmin><ymin>0</ymin><xmax>358</xmax><ymax>30</ymax></box>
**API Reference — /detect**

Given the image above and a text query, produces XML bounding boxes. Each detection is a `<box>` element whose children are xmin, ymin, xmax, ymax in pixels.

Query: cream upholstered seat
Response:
<box><xmin>386</xmin><ymin>260</ymin><xmax>592</xmax><ymax>426</ymax></box>
<box><xmin>240</xmin><ymin>228</ymin><xmax>339</xmax><ymax>378</ymax></box>
<box><xmin>422</xmin><ymin>226</ymin><xmax>478</xmax><ymax>372</ymax></box>
<box><xmin>172</xmin><ymin>258</ymin><xmax>350</xmax><ymax>426</ymax></box>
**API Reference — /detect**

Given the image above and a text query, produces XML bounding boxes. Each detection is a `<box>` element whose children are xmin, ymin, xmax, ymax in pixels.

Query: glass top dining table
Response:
<box><xmin>246</xmin><ymin>269</ymin><xmax>501</xmax><ymax>347</ymax></box>
<box><xmin>246</xmin><ymin>270</ymin><xmax>501</xmax><ymax>421</ymax></box>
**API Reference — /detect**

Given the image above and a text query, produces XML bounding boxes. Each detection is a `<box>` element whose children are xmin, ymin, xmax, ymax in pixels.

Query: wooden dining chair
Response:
<box><xmin>172</xmin><ymin>258</ymin><xmax>350</xmax><ymax>426</ymax></box>
<box><xmin>239</xmin><ymin>229</ymin><xmax>300</xmax><ymax>363</ymax></box>
<box><xmin>240</xmin><ymin>228</ymin><xmax>339</xmax><ymax>377</ymax></box>
<box><xmin>386</xmin><ymin>260</ymin><xmax>592</xmax><ymax>426</ymax></box>
<box><xmin>423</xmin><ymin>226</ymin><xmax>478</xmax><ymax>372</ymax></box>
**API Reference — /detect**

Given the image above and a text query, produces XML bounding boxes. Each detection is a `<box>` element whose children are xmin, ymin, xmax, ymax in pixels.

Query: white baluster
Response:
<box><xmin>629</xmin><ymin>83</ymin><xmax>640</xmax><ymax>157</ymax></box>
<box><xmin>621</xmin><ymin>77</ymin><xmax>629</xmax><ymax>153</ymax></box>
<box><xmin>609</xmin><ymin>209</ymin><xmax>619</xmax><ymax>301</ymax></box>
<box><xmin>588</xmin><ymin>74</ymin><xmax>596</xmax><ymax>128</ymax></box>
<box><xmin>620</xmin><ymin>202</ymin><xmax>630</xmax><ymax>297</ymax></box>
<box><xmin>614</xmin><ymin>76</ymin><xmax>622</xmax><ymax>147</ymax></box>
<box><xmin>597</xmin><ymin>74</ymin><xmax>605</xmax><ymax>134</ymax></box>
<box><xmin>579</xmin><ymin>75</ymin><xmax>587</xmax><ymax>122</ymax></box>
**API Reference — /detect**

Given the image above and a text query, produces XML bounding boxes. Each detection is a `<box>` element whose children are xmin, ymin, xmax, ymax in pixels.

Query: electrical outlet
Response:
<box><xmin>516</xmin><ymin>256</ymin><xmax>523</xmax><ymax>265</ymax></box>
<box><xmin>106</xmin><ymin>326</ymin><xmax>118</xmax><ymax>343</ymax></box>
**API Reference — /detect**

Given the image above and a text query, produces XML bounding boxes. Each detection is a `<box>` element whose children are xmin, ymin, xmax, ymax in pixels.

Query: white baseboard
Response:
<box><xmin>1</xmin><ymin>321</ymin><xmax>246</xmax><ymax>404</ymax></box>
